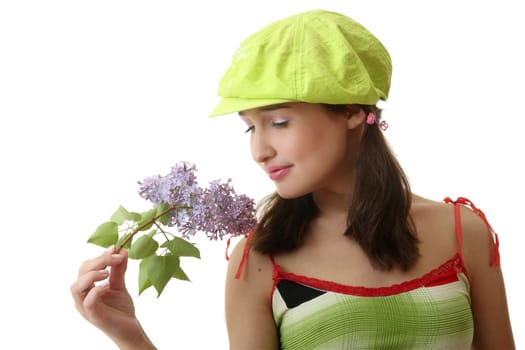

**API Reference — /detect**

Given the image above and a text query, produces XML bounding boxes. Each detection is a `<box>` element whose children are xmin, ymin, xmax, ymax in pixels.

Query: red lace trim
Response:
<box><xmin>272</xmin><ymin>253</ymin><xmax>468</xmax><ymax>297</ymax></box>
<box><xmin>443</xmin><ymin>196</ymin><xmax>500</xmax><ymax>266</ymax></box>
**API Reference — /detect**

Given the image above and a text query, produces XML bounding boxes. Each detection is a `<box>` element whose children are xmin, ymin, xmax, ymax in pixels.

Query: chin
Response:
<box><xmin>275</xmin><ymin>186</ymin><xmax>310</xmax><ymax>200</ymax></box>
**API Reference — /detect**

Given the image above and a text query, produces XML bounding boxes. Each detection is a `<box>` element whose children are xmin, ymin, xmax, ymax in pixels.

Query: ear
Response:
<box><xmin>346</xmin><ymin>108</ymin><xmax>366</xmax><ymax>130</ymax></box>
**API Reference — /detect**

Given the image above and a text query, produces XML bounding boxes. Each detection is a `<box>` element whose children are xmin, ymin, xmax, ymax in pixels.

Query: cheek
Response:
<box><xmin>312</xmin><ymin>136</ymin><xmax>351</xmax><ymax>174</ymax></box>
<box><xmin>304</xmin><ymin>128</ymin><xmax>347</xmax><ymax>155</ymax></box>
<box><xmin>280</xmin><ymin>135</ymin><xmax>312</xmax><ymax>159</ymax></box>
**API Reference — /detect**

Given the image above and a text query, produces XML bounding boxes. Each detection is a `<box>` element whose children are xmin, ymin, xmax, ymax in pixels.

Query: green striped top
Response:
<box><xmin>272</xmin><ymin>253</ymin><xmax>473</xmax><ymax>349</ymax></box>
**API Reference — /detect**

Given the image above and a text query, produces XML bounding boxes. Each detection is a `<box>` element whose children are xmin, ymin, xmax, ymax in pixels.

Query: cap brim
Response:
<box><xmin>209</xmin><ymin>97</ymin><xmax>297</xmax><ymax>117</ymax></box>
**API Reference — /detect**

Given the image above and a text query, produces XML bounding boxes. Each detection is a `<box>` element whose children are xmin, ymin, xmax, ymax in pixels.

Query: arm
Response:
<box><xmin>461</xmin><ymin>207</ymin><xmax>515</xmax><ymax>349</ymax></box>
<box><xmin>70</xmin><ymin>246</ymin><xmax>156</xmax><ymax>350</ymax></box>
<box><xmin>225</xmin><ymin>238</ymin><xmax>279</xmax><ymax>350</ymax></box>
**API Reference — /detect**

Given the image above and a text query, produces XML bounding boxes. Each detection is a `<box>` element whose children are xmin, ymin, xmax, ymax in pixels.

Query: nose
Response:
<box><xmin>251</xmin><ymin>130</ymin><xmax>275</xmax><ymax>164</ymax></box>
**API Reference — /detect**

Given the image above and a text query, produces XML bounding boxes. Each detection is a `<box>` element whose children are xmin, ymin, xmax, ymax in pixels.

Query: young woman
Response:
<box><xmin>71</xmin><ymin>10</ymin><xmax>515</xmax><ymax>349</ymax></box>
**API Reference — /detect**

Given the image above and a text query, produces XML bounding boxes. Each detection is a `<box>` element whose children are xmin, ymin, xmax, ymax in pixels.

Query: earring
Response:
<box><xmin>366</xmin><ymin>112</ymin><xmax>388</xmax><ymax>131</ymax></box>
<box><xmin>366</xmin><ymin>112</ymin><xmax>376</xmax><ymax>125</ymax></box>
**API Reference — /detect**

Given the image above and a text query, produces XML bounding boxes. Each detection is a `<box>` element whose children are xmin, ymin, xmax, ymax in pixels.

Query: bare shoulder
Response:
<box><xmin>226</xmin><ymin>236</ymin><xmax>274</xmax><ymax>284</ymax></box>
<box><xmin>225</xmin><ymin>236</ymin><xmax>274</xmax><ymax>303</ymax></box>
<box><xmin>453</xmin><ymin>200</ymin><xmax>499</xmax><ymax>276</ymax></box>
<box><xmin>225</xmin><ymin>236</ymin><xmax>279</xmax><ymax>349</ymax></box>
<box><xmin>410</xmin><ymin>194</ymin><xmax>453</xmax><ymax>219</ymax></box>
<box><xmin>412</xmin><ymin>195</ymin><xmax>499</xmax><ymax>273</ymax></box>
<box><xmin>437</xmin><ymin>199</ymin><xmax>516</xmax><ymax>348</ymax></box>
<box><xmin>411</xmin><ymin>194</ymin><xmax>490</xmax><ymax>233</ymax></box>
<box><xmin>409</xmin><ymin>194</ymin><xmax>456</xmax><ymax>237</ymax></box>
<box><xmin>410</xmin><ymin>194</ymin><xmax>495</xmax><ymax>256</ymax></box>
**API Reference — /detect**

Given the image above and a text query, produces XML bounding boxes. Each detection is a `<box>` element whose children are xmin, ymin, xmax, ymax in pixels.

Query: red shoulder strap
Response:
<box><xmin>443</xmin><ymin>196</ymin><xmax>500</xmax><ymax>266</ymax></box>
<box><xmin>225</xmin><ymin>232</ymin><xmax>253</xmax><ymax>279</ymax></box>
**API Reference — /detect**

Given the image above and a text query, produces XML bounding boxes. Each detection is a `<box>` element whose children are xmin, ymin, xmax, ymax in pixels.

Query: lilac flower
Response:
<box><xmin>138</xmin><ymin>162</ymin><xmax>200</xmax><ymax>206</ymax></box>
<box><xmin>137</xmin><ymin>162</ymin><xmax>257</xmax><ymax>239</ymax></box>
<box><xmin>188</xmin><ymin>179</ymin><xmax>257</xmax><ymax>240</ymax></box>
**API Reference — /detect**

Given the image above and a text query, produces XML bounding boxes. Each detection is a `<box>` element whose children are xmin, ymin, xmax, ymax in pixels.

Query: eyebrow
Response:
<box><xmin>238</xmin><ymin>104</ymin><xmax>291</xmax><ymax>116</ymax></box>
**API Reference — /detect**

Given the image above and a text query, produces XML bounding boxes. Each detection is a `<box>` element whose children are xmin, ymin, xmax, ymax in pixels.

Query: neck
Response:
<box><xmin>312</xmin><ymin>189</ymin><xmax>352</xmax><ymax>219</ymax></box>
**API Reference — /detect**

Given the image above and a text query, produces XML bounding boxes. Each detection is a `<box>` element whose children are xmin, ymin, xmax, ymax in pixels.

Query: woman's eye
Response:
<box><xmin>244</xmin><ymin>125</ymin><xmax>255</xmax><ymax>133</ymax></box>
<box><xmin>272</xmin><ymin>120</ymin><xmax>289</xmax><ymax>128</ymax></box>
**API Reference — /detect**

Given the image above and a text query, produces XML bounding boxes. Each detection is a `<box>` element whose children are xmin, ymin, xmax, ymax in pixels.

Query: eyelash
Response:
<box><xmin>273</xmin><ymin>120</ymin><xmax>289</xmax><ymax>128</ymax></box>
<box><xmin>244</xmin><ymin>120</ymin><xmax>289</xmax><ymax>133</ymax></box>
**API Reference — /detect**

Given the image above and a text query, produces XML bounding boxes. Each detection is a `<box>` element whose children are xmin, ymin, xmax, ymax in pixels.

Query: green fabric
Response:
<box><xmin>209</xmin><ymin>10</ymin><xmax>392</xmax><ymax>117</ymax></box>
<box><xmin>273</xmin><ymin>274</ymin><xmax>474</xmax><ymax>349</ymax></box>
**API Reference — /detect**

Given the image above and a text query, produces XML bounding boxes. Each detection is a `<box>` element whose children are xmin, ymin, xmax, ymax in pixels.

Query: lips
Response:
<box><xmin>266</xmin><ymin>165</ymin><xmax>291</xmax><ymax>181</ymax></box>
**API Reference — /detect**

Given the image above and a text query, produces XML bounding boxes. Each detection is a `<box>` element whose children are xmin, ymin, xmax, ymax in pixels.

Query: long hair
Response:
<box><xmin>251</xmin><ymin>105</ymin><xmax>419</xmax><ymax>271</ymax></box>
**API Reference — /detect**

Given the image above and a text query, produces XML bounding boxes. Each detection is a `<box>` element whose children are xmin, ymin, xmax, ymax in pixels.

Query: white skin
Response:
<box><xmin>71</xmin><ymin>102</ymin><xmax>515</xmax><ymax>349</ymax></box>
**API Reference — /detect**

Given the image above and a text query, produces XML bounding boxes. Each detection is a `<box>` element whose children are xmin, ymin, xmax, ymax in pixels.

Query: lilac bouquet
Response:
<box><xmin>87</xmin><ymin>162</ymin><xmax>257</xmax><ymax>297</ymax></box>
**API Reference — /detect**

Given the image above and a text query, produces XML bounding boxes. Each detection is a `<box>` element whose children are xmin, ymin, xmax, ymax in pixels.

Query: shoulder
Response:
<box><xmin>226</xmin><ymin>235</ymin><xmax>274</xmax><ymax>283</ymax></box>
<box><xmin>225</xmin><ymin>236</ymin><xmax>279</xmax><ymax>349</ymax></box>
<box><xmin>411</xmin><ymin>194</ymin><xmax>497</xmax><ymax>271</ymax></box>
<box><xmin>439</xmin><ymin>199</ymin><xmax>515</xmax><ymax>348</ymax></box>
<box><xmin>410</xmin><ymin>194</ymin><xmax>453</xmax><ymax>220</ymax></box>
<box><xmin>451</xmin><ymin>199</ymin><xmax>499</xmax><ymax>274</ymax></box>
<box><xmin>410</xmin><ymin>194</ymin><xmax>489</xmax><ymax>234</ymax></box>
<box><xmin>409</xmin><ymin>195</ymin><xmax>458</xmax><ymax>262</ymax></box>
<box><xmin>410</xmin><ymin>194</ymin><xmax>457</xmax><ymax>243</ymax></box>
<box><xmin>225</xmin><ymin>235</ymin><xmax>275</xmax><ymax>311</ymax></box>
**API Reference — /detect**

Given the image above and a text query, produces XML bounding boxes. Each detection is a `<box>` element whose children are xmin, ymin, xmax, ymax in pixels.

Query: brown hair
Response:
<box><xmin>251</xmin><ymin>105</ymin><xmax>419</xmax><ymax>271</ymax></box>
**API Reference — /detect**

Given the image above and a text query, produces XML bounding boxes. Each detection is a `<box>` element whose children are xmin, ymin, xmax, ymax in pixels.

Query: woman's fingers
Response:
<box><xmin>71</xmin><ymin>246</ymin><xmax>126</xmax><ymax>307</ymax></box>
<box><xmin>77</xmin><ymin>246</ymin><xmax>120</xmax><ymax>276</ymax></box>
<box><xmin>75</xmin><ymin>282</ymin><xmax>113</xmax><ymax>326</ymax></box>
<box><xmin>71</xmin><ymin>269</ymin><xmax>109</xmax><ymax>307</ymax></box>
<box><xmin>82</xmin><ymin>282</ymin><xmax>109</xmax><ymax>313</ymax></box>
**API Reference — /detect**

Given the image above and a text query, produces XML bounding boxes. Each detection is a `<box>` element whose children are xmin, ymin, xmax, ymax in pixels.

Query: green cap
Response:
<box><xmin>209</xmin><ymin>9</ymin><xmax>392</xmax><ymax>117</ymax></box>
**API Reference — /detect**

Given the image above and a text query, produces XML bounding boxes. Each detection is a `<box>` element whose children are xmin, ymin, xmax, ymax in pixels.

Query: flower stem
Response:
<box><xmin>115</xmin><ymin>204</ymin><xmax>179</xmax><ymax>252</ymax></box>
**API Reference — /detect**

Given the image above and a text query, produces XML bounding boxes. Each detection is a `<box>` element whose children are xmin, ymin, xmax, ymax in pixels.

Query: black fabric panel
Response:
<box><xmin>277</xmin><ymin>280</ymin><xmax>326</xmax><ymax>308</ymax></box>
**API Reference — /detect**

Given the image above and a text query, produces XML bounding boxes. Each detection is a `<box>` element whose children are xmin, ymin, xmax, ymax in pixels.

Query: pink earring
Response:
<box><xmin>366</xmin><ymin>112</ymin><xmax>376</xmax><ymax>125</ymax></box>
<box><xmin>366</xmin><ymin>112</ymin><xmax>388</xmax><ymax>131</ymax></box>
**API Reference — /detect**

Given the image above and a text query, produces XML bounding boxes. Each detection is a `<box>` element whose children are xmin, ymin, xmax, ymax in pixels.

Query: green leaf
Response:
<box><xmin>137</xmin><ymin>207</ymin><xmax>157</xmax><ymax>230</ymax></box>
<box><xmin>128</xmin><ymin>211</ymin><xmax>143</xmax><ymax>222</ymax></box>
<box><xmin>172</xmin><ymin>265</ymin><xmax>190</xmax><ymax>281</ymax></box>
<box><xmin>140</xmin><ymin>255</ymin><xmax>180</xmax><ymax>297</ymax></box>
<box><xmin>156</xmin><ymin>202</ymin><xmax>171</xmax><ymax>226</ymax></box>
<box><xmin>138</xmin><ymin>261</ymin><xmax>153</xmax><ymax>295</ymax></box>
<box><xmin>128</xmin><ymin>234</ymin><xmax>158</xmax><ymax>259</ymax></box>
<box><xmin>110</xmin><ymin>206</ymin><xmax>132</xmax><ymax>225</ymax></box>
<box><xmin>87</xmin><ymin>221</ymin><xmax>118</xmax><ymax>248</ymax></box>
<box><xmin>161</xmin><ymin>236</ymin><xmax>200</xmax><ymax>259</ymax></box>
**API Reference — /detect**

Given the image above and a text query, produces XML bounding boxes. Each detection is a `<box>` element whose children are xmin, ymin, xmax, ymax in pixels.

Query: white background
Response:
<box><xmin>1</xmin><ymin>0</ymin><xmax>523</xmax><ymax>348</ymax></box>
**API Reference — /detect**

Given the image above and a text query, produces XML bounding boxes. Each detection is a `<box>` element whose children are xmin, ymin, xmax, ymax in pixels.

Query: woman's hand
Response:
<box><xmin>71</xmin><ymin>246</ymin><xmax>156</xmax><ymax>349</ymax></box>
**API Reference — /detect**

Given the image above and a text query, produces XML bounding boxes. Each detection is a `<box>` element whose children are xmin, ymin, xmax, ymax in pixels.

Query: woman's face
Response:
<box><xmin>239</xmin><ymin>102</ymin><xmax>363</xmax><ymax>198</ymax></box>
